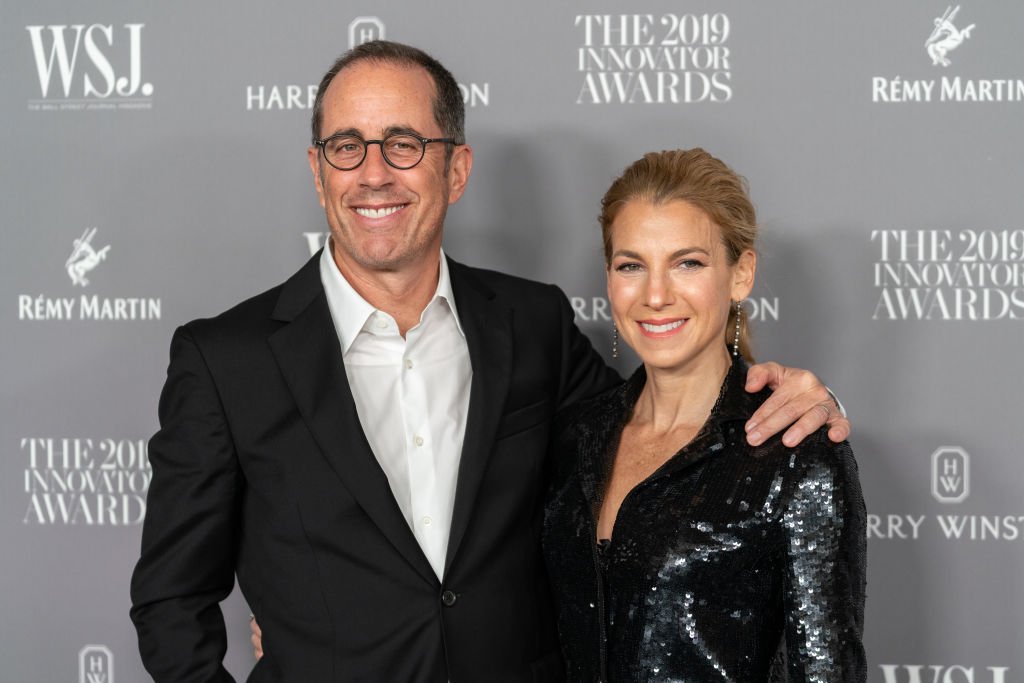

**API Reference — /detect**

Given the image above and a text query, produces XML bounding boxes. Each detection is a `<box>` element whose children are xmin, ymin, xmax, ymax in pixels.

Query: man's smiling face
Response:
<box><xmin>308</xmin><ymin>60</ymin><xmax>471</xmax><ymax>275</ymax></box>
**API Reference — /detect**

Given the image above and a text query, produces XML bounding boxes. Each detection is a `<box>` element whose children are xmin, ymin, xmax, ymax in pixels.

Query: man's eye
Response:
<box><xmin>389</xmin><ymin>139</ymin><xmax>418</xmax><ymax>152</ymax></box>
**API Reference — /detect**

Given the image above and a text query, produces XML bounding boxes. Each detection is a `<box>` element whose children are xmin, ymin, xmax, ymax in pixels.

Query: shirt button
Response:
<box><xmin>414</xmin><ymin>436</ymin><xmax>424</xmax><ymax>447</ymax></box>
<box><xmin>441</xmin><ymin>590</ymin><xmax>457</xmax><ymax>607</ymax></box>
<box><xmin>422</xmin><ymin>516</ymin><xmax>432</xmax><ymax>526</ymax></box>
<box><xmin>376</xmin><ymin>318</ymin><xmax>388</xmax><ymax>329</ymax></box>
<box><xmin>405</xmin><ymin>359</ymin><xmax>413</xmax><ymax>369</ymax></box>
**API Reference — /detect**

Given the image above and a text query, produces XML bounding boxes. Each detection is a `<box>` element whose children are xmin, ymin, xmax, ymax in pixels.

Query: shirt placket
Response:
<box><xmin>402</xmin><ymin>325</ymin><xmax>442</xmax><ymax>578</ymax></box>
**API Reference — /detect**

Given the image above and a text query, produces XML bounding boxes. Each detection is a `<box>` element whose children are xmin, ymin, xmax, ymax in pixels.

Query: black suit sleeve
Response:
<box><xmin>552</xmin><ymin>285</ymin><xmax>622</xmax><ymax>411</ymax></box>
<box><xmin>130</xmin><ymin>325</ymin><xmax>240</xmax><ymax>682</ymax></box>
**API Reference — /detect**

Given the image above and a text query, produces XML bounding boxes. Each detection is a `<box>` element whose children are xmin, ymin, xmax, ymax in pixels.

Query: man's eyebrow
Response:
<box><xmin>322</xmin><ymin>127</ymin><xmax>361</xmax><ymax>139</ymax></box>
<box><xmin>383</xmin><ymin>125</ymin><xmax>422</xmax><ymax>137</ymax></box>
<box><xmin>322</xmin><ymin>125</ymin><xmax>423</xmax><ymax>139</ymax></box>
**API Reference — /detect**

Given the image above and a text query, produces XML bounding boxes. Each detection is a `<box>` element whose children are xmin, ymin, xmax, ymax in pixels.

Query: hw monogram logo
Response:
<box><xmin>348</xmin><ymin>17</ymin><xmax>385</xmax><ymax>49</ymax></box>
<box><xmin>931</xmin><ymin>446</ymin><xmax>969</xmax><ymax>503</ymax></box>
<box><xmin>26</xmin><ymin>23</ymin><xmax>152</xmax><ymax>99</ymax></box>
<box><xmin>78</xmin><ymin>645</ymin><xmax>114</xmax><ymax>683</ymax></box>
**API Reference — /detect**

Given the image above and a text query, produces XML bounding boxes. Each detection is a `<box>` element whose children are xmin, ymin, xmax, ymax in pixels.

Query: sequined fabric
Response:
<box><xmin>542</xmin><ymin>361</ymin><xmax>866</xmax><ymax>682</ymax></box>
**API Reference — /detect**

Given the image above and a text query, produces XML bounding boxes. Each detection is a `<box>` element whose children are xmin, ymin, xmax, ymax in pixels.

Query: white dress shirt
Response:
<box><xmin>319</xmin><ymin>241</ymin><xmax>472</xmax><ymax>579</ymax></box>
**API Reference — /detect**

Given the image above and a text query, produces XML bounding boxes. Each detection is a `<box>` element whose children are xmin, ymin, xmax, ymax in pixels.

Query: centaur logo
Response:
<box><xmin>26</xmin><ymin>23</ymin><xmax>152</xmax><ymax>110</ymax></box>
<box><xmin>880</xmin><ymin>665</ymin><xmax>1008</xmax><ymax>683</ymax></box>
<box><xmin>926</xmin><ymin>6</ymin><xmax>975</xmax><ymax>67</ymax></box>
<box><xmin>79</xmin><ymin>644</ymin><xmax>114</xmax><ymax>683</ymax></box>
<box><xmin>66</xmin><ymin>228</ymin><xmax>110</xmax><ymax>287</ymax></box>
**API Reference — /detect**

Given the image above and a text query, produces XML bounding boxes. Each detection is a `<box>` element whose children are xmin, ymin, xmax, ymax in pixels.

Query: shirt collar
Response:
<box><xmin>319</xmin><ymin>238</ymin><xmax>465</xmax><ymax>355</ymax></box>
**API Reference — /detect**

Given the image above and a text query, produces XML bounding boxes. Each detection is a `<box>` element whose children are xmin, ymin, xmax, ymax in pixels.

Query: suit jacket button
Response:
<box><xmin>441</xmin><ymin>590</ymin><xmax>457</xmax><ymax>607</ymax></box>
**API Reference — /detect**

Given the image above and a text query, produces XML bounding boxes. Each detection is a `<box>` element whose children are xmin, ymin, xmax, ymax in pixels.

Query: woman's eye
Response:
<box><xmin>678</xmin><ymin>259</ymin><xmax>705</xmax><ymax>270</ymax></box>
<box><xmin>615</xmin><ymin>262</ymin><xmax>642</xmax><ymax>273</ymax></box>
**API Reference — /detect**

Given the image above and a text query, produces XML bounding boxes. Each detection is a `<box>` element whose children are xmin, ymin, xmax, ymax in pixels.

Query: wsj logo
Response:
<box><xmin>926</xmin><ymin>6</ymin><xmax>975</xmax><ymax>67</ymax></box>
<box><xmin>932</xmin><ymin>446</ymin><xmax>969</xmax><ymax>503</ymax></box>
<box><xmin>26</xmin><ymin>24</ymin><xmax>152</xmax><ymax>108</ymax></box>
<box><xmin>880</xmin><ymin>665</ymin><xmax>1008</xmax><ymax>683</ymax></box>
<box><xmin>349</xmin><ymin>17</ymin><xmax>385</xmax><ymax>48</ymax></box>
<box><xmin>79</xmin><ymin>645</ymin><xmax>114</xmax><ymax>683</ymax></box>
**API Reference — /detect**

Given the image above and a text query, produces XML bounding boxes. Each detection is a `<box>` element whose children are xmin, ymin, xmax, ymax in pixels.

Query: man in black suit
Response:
<box><xmin>130</xmin><ymin>41</ymin><xmax>848</xmax><ymax>682</ymax></box>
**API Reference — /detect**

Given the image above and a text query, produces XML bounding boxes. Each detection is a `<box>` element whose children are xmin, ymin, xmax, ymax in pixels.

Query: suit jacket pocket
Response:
<box><xmin>495</xmin><ymin>398</ymin><xmax>551</xmax><ymax>440</ymax></box>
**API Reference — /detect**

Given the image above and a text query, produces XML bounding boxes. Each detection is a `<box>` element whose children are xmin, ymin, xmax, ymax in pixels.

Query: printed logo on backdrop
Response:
<box><xmin>304</xmin><ymin>232</ymin><xmax>328</xmax><ymax>256</ymax></box>
<box><xmin>17</xmin><ymin>228</ymin><xmax>162</xmax><ymax>321</ymax></box>
<box><xmin>879</xmin><ymin>664</ymin><xmax>1008</xmax><ymax>683</ymax></box>
<box><xmin>575</xmin><ymin>13</ymin><xmax>732</xmax><ymax>104</ymax></box>
<box><xmin>246</xmin><ymin>17</ymin><xmax>490</xmax><ymax>112</ymax></box>
<box><xmin>23</xmin><ymin>437</ymin><xmax>150</xmax><ymax>525</ymax></box>
<box><xmin>349</xmin><ymin>16</ymin><xmax>385</xmax><ymax>47</ymax></box>
<box><xmin>873</xmin><ymin>5</ymin><xmax>1024</xmax><ymax>103</ymax></box>
<box><xmin>871</xmin><ymin>229</ymin><xmax>1024</xmax><ymax>320</ymax></box>
<box><xmin>932</xmin><ymin>446</ymin><xmax>969</xmax><ymax>503</ymax></box>
<box><xmin>868</xmin><ymin>447</ymin><xmax>1024</xmax><ymax>541</ymax></box>
<box><xmin>66</xmin><ymin>228</ymin><xmax>110</xmax><ymax>286</ymax></box>
<box><xmin>926</xmin><ymin>6</ymin><xmax>975</xmax><ymax>67</ymax></box>
<box><xmin>26</xmin><ymin>23</ymin><xmax>153</xmax><ymax>111</ymax></box>
<box><xmin>569</xmin><ymin>296</ymin><xmax>780</xmax><ymax>323</ymax></box>
<box><xmin>79</xmin><ymin>645</ymin><xmax>114</xmax><ymax>683</ymax></box>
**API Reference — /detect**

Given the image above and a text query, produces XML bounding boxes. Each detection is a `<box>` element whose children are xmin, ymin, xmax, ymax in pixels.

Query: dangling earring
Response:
<box><xmin>612</xmin><ymin>323</ymin><xmax>619</xmax><ymax>359</ymax></box>
<box><xmin>732</xmin><ymin>300</ymin><xmax>743</xmax><ymax>358</ymax></box>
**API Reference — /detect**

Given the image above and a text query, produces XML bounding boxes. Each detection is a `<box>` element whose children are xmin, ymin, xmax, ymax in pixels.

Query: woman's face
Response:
<box><xmin>606</xmin><ymin>199</ymin><xmax>755</xmax><ymax>374</ymax></box>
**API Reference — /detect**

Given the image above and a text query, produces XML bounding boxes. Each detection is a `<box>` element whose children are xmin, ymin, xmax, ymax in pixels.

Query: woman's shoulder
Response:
<box><xmin>745</xmin><ymin>425</ymin><xmax>861</xmax><ymax>499</ymax></box>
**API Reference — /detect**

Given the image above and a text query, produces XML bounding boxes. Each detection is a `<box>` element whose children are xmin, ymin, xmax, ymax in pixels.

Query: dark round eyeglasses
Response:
<box><xmin>313</xmin><ymin>133</ymin><xmax>457</xmax><ymax>171</ymax></box>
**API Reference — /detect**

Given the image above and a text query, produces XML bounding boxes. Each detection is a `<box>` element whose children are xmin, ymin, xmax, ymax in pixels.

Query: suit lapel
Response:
<box><xmin>443</xmin><ymin>260</ymin><xmax>513</xmax><ymax>575</ymax></box>
<box><xmin>267</xmin><ymin>253</ymin><xmax>437</xmax><ymax>586</ymax></box>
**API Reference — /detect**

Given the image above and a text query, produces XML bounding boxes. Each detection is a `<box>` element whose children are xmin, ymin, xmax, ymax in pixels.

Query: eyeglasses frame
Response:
<box><xmin>313</xmin><ymin>132</ymin><xmax>459</xmax><ymax>171</ymax></box>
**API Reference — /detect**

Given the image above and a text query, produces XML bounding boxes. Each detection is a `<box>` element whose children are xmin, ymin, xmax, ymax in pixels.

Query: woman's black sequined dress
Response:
<box><xmin>542</xmin><ymin>362</ymin><xmax>866</xmax><ymax>682</ymax></box>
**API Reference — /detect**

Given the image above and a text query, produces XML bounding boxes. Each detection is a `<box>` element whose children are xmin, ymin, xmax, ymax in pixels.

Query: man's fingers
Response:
<box><xmin>744</xmin><ymin>361</ymin><xmax>782</xmax><ymax>393</ymax></box>
<box><xmin>250</xmin><ymin>616</ymin><xmax>263</xmax><ymax>660</ymax></box>
<box><xmin>745</xmin><ymin>374</ymin><xmax>805</xmax><ymax>436</ymax></box>
<box><xmin>827</xmin><ymin>415</ymin><xmax>851</xmax><ymax>443</ymax></box>
<box><xmin>746</xmin><ymin>395</ymin><xmax>804</xmax><ymax>446</ymax></box>
<box><xmin>779</xmin><ymin>409</ymin><xmax>829</xmax><ymax>448</ymax></box>
<box><xmin>251</xmin><ymin>631</ymin><xmax>263</xmax><ymax>660</ymax></box>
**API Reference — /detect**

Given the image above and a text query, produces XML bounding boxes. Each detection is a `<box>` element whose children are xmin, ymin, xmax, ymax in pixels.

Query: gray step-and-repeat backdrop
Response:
<box><xmin>3</xmin><ymin>1</ymin><xmax>1022</xmax><ymax>681</ymax></box>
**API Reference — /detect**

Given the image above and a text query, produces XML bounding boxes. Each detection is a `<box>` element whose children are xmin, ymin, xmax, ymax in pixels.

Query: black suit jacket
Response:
<box><xmin>130</xmin><ymin>253</ymin><xmax>620</xmax><ymax>682</ymax></box>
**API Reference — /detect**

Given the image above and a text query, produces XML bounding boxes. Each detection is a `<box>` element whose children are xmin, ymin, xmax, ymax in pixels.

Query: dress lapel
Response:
<box><xmin>267</xmin><ymin>253</ymin><xmax>437</xmax><ymax>586</ymax></box>
<box><xmin>443</xmin><ymin>259</ymin><xmax>513</xmax><ymax>576</ymax></box>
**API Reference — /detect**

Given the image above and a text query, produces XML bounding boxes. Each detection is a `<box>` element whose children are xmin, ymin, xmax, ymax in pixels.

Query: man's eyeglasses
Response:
<box><xmin>313</xmin><ymin>133</ymin><xmax>458</xmax><ymax>171</ymax></box>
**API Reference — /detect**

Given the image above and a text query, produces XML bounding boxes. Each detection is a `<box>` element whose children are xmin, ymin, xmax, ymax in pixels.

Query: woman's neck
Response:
<box><xmin>633</xmin><ymin>347</ymin><xmax>733</xmax><ymax>434</ymax></box>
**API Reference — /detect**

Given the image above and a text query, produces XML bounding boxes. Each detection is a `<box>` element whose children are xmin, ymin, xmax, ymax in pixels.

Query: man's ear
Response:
<box><xmin>446</xmin><ymin>144</ymin><xmax>473</xmax><ymax>205</ymax></box>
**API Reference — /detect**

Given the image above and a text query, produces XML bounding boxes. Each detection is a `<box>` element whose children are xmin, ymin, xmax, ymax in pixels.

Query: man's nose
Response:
<box><xmin>357</xmin><ymin>142</ymin><xmax>396</xmax><ymax>187</ymax></box>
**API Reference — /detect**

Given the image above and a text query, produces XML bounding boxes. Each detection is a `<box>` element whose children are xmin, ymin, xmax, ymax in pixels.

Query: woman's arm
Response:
<box><xmin>781</xmin><ymin>436</ymin><xmax>867</xmax><ymax>682</ymax></box>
